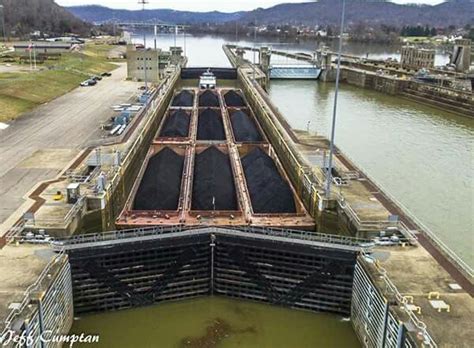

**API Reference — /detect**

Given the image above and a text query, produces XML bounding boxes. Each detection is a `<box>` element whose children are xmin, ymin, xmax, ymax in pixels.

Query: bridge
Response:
<box><xmin>226</xmin><ymin>44</ymin><xmax>325</xmax><ymax>80</ymax></box>
<box><xmin>117</xmin><ymin>21</ymin><xmax>187</xmax><ymax>29</ymax></box>
<box><xmin>270</xmin><ymin>65</ymin><xmax>322</xmax><ymax>79</ymax></box>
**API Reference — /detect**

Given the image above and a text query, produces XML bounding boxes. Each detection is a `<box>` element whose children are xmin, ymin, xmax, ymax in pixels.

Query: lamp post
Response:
<box><xmin>0</xmin><ymin>4</ymin><xmax>6</xmax><ymax>43</ymax></box>
<box><xmin>325</xmin><ymin>0</ymin><xmax>346</xmax><ymax>198</ymax></box>
<box><xmin>138</xmin><ymin>0</ymin><xmax>148</xmax><ymax>94</ymax></box>
<box><xmin>253</xmin><ymin>22</ymin><xmax>257</xmax><ymax>82</ymax></box>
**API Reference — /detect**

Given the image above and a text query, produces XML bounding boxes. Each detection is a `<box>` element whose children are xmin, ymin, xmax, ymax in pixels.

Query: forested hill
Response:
<box><xmin>1</xmin><ymin>0</ymin><xmax>91</xmax><ymax>37</ymax></box>
<box><xmin>67</xmin><ymin>1</ymin><xmax>473</xmax><ymax>28</ymax></box>
<box><xmin>240</xmin><ymin>0</ymin><xmax>473</xmax><ymax>27</ymax></box>
<box><xmin>66</xmin><ymin>5</ymin><xmax>244</xmax><ymax>25</ymax></box>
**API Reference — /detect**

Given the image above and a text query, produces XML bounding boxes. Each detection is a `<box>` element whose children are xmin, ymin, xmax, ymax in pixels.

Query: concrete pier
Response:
<box><xmin>0</xmin><ymin>245</ymin><xmax>73</xmax><ymax>347</ymax></box>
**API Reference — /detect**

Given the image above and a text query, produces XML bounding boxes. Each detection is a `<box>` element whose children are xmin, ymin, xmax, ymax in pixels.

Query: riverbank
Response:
<box><xmin>0</xmin><ymin>42</ymin><xmax>120</xmax><ymax>122</ymax></box>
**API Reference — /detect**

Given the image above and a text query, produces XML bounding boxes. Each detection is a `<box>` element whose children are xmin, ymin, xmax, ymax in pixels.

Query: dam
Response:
<box><xmin>0</xmin><ymin>46</ymin><xmax>473</xmax><ymax>348</ymax></box>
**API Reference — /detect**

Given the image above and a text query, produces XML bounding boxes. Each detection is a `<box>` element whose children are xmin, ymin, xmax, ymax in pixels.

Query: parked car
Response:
<box><xmin>101</xmin><ymin>72</ymin><xmax>112</xmax><ymax>77</ymax></box>
<box><xmin>91</xmin><ymin>75</ymin><xmax>102</xmax><ymax>81</ymax></box>
<box><xmin>80</xmin><ymin>79</ymin><xmax>97</xmax><ymax>87</ymax></box>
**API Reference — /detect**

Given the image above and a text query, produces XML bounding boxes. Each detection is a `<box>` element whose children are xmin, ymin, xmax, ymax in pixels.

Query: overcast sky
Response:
<box><xmin>56</xmin><ymin>0</ymin><xmax>446</xmax><ymax>12</ymax></box>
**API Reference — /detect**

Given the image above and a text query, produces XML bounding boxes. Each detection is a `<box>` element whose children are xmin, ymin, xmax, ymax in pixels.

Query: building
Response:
<box><xmin>126</xmin><ymin>45</ymin><xmax>183</xmax><ymax>83</ymax></box>
<box><xmin>400</xmin><ymin>45</ymin><xmax>435</xmax><ymax>69</ymax></box>
<box><xmin>450</xmin><ymin>38</ymin><xmax>471</xmax><ymax>73</ymax></box>
<box><xmin>13</xmin><ymin>41</ymin><xmax>73</xmax><ymax>56</ymax></box>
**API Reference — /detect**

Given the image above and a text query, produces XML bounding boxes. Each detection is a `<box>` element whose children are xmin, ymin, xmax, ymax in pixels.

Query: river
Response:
<box><xmin>70</xmin><ymin>33</ymin><xmax>472</xmax><ymax>346</ymax></box>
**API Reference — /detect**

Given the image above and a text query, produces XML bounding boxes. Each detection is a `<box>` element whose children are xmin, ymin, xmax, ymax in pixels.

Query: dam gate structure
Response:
<box><xmin>61</xmin><ymin>227</ymin><xmax>359</xmax><ymax>316</ymax></box>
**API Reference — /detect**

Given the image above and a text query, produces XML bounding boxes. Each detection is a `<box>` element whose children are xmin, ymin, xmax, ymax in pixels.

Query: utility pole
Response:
<box><xmin>0</xmin><ymin>4</ymin><xmax>6</xmax><ymax>43</ymax></box>
<box><xmin>33</xmin><ymin>43</ymin><xmax>37</xmax><ymax>70</ymax></box>
<box><xmin>138</xmin><ymin>0</ymin><xmax>148</xmax><ymax>94</ymax></box>
<box><xmin>325</xmin><ymin>0</ymin><xmax>346</xmax><ymax>198</ymax></box>
<box><xmin>252</xmin><ymin>20</ymin><xmax>257</xmax><ymax>82</ymax></box>
<box><xmin>183</xmin><ymin>26</ymin><xmax>187</xmax><ymax>59</ymax></box>
<box><xmin>174</xmin><ymin>25</ymin><xmax>177</xmax><ymax>48</ymax></box>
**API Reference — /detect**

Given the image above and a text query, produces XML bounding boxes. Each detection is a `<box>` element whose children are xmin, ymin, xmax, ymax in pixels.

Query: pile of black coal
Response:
<box><xmin>133</xmin><ymin>147</ymin><xmax>184</xmax><ymax>211</ymax></box>
<box><xmin>241</xmin><ymin>147</ymin><xmax>296</xmax><ymax>213</ymax></box>
<box><xmin>192</xmin><ymin>146</ymin><xmax>237</xmax><ymax>211</ymax></box>
<box><xmin>224</xmin><ymin>90</ymin><xmax>246</xmax><ymax>107</ymax></box>
<box><xmin>230</xmin><ymin>110</ymin><xmax>263</xmax><ymax>142</ymax></box>
<box><xmin>159</xmin><ymin>109</ymin><xmax>190</xmax><ymax>138</ymax></box>
<box><xmin>172</xmin><ymin>90</ymin><xmax>194</xmax><ymax>107</ymax></box>
<box><xmin>197</xmin><ymin>108</ymin><xmax>226</xmax><ymax>141</ymax></box>
<box><xmin>199</xmin><ymin>90</ymin><xmax>220</xmax><ymax>107</ymax></box>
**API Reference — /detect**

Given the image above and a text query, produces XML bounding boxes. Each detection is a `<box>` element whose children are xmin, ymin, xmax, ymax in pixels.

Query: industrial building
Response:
<box><xmin>400</xmin><ymin>45</ymin><xmax>435</xmax><ymax>69</ymax></box>
<box><xmin>450</xmin><ymin>38</ymin><xmax>472</xmax><ymax>72</ymax></box>
<box><xmin>126</xmin><ymin>45</ymin><xmax>183</xmax><ymax>82</ymax></box>
<box><xmin>13</xmin><ymin>41</ymin><xmax>73</xmax><ymax>56</ymax></box>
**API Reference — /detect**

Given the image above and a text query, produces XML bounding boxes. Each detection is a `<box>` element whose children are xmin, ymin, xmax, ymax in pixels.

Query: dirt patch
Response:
<box><xmin>133</xmin><ymin>147</ymin><xmax>184</xmax><ymax>210</ymax></box>
<box><xmin>180</xmin><ymin>318</ymin><xmax>256</xmax><ymax>348</ymax></box>
<box><xmin>192</xmin><ymin>146</ymin><xmax>237</xmax><ymax>211</ymax></box>
<box><xmin>241</xmin><ymin>147</ymin><xmax>296</xmax><ymax>213</ymax></box>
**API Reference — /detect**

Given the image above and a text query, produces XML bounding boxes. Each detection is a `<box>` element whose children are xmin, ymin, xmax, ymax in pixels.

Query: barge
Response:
<box><xmin>116</xmin><ymin>84</ymin><xmax>315</xmax><ymax>230</ymax></box>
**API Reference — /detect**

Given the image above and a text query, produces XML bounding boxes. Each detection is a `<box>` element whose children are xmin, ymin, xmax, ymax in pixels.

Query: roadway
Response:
<box><xmin>0</xmin><ymin>63</ymin><xmax>141</xmax><ymax>230</ymax></box>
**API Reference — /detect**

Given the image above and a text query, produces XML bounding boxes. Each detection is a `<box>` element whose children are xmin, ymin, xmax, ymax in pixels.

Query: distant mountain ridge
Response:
<box><xmin>67</xmin><ymin>1</ymin><xmax>473</xmax><ymax>28</ymax></box>
<box><xmin>66</xmin><ymin>5</ymin><xmax>244</xmax><ymax>25</ymax></box>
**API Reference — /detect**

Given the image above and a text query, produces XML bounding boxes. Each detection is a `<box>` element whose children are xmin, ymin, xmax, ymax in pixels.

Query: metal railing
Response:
<box><xmin>30</xmin><ymin>197</ymin><xmax>85</xmax><ymax>228</ymax></box>
<box><xmin>0</xmin><ymin>251</ymin><xmax>65</xmax><ymax>337</ymax></box>
<box><xmin>52</xmin><ymin>225</ymin><xmax>372</xmax><ymax>251</ymax></box>
<box><xmin>65</xmin><ymin>165</ymin><xmax>101</xmax><ymax>184</ymax></box>
<box><xmin>3</xmin><ymin>219</ymin><xmax>26</xmax><ymax>244</ymax></box>
<box><xmin>103</xmin><ymin>72</ymin><xmax>179</xmax><ymax>196</ymax></box>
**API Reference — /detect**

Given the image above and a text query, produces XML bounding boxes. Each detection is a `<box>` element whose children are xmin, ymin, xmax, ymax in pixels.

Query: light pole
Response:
<box><xmin>325</xmin><ymin>0</ymin><xmax>346</xmax><ymax>198</ymax></box>
<box><xmin>0</xmin><ymin>4</ymin><xmax>6</xmax><ymax>43</ymax></box>
<box><xmin>183</xmin><ymin>26</ymin><xmax>187</xmax><ymax>59</ymax></box>
<box><xmin>138</xmin><ymin>0</ymin><xmax>148</xmax><ymax>94</ymax></box>
<box><xmin>253</xmin><ymin>22</ymin><xmax>257</xmax><ymax>82</ymax></box>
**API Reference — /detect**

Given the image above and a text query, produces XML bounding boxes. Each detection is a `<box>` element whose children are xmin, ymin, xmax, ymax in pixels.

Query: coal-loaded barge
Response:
<box><xmin>117</xmin><ymin>86</ymin><xmax>313</xmax><ymax>230</ymax></box>
<box><xmin>0</xmin><ymin>55</ymin><xmax>472</xmax><ymax>348</ymax></box>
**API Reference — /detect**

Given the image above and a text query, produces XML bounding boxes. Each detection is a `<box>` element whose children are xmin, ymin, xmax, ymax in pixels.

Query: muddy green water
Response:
<box><xmin>71</xmin><ymin>297</ymin><xmax>359</xmax><ymax>348</ymax></box>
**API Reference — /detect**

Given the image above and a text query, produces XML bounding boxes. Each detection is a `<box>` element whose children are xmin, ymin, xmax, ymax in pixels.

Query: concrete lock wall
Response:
<box><xmin>99</xmin><ymin>73</ymin><xmax>179</xmax><ymax>231</ymax></box>
<box><xmin>351</xmin><ymin>259</ymin><xmax>417</xmax><ymax>348</ymax></box>
<box><xmin>67</xmin><ymin>232</ymin><xmax>357</xmax><ymax>316</ymax></box>
<box><xmin>1</xmin><ymin>255</ymin><xmax>73</xmax><ymax>348</ymax></box>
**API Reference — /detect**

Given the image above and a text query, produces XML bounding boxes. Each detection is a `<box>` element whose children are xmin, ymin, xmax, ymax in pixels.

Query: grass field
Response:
<box><xmin>0</xmin><ymin>43</ymin><xmax>119</xmax><ymax>122</ymax></box>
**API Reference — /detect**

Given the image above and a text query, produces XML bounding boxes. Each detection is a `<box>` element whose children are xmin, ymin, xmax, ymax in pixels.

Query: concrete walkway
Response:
<box><xmin>0</xmin><ymin>63</ymin><xmax>140</xmax><ymax>229</ymax></box>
